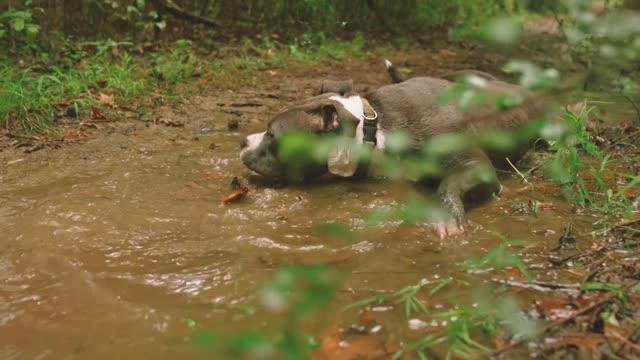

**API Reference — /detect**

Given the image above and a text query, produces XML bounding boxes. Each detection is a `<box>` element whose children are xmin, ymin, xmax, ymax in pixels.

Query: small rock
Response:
<box><xmin>408</xmin><ymin>318</ymin><xmax>427</xmax><ymax>330</ymax></box>
<box><xmin>231</xmin><ymin>176</ymin><xmax>243</xmax><ymax>190</ymax></box>
<box><xmin>66</xmin><ymin>106</ymin><xmax>78</xmax><ymax>117</ymax></box>
<box><xmin>227</xmin><ymin>119</ymin><xmax>239</xmax><ymax>130</ymax></box>
<box><xmin>208</xmin><ymin>143</ymin><xmax>218</xmax><ymax>150</ymax></box>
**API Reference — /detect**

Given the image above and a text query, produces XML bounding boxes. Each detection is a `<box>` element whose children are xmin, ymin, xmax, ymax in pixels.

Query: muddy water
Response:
<box><xmin>0</xmin><ymin>114</ymin><xmax>599</xmax><ymax>359</ymax></box>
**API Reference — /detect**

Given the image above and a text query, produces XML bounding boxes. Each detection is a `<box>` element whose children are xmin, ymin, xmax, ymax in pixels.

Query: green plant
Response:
<box><xmin>0</xmin><ymin>3</ymin><xmax>41</xmax><ymax>54</ymax></box>
<box><xmin>193</xmin><ymin>265</ymin><xmax>339</xmax><ymax>359</ymax></box>
<box><xmin>152</xmin><ymin>39</ymin><xmax>200</xmax><ymax>84</ymax></box>
<box><xmin>1</xmin><ymin>51</ymin><xmax>152</xmax><ymax>133</ymax></box>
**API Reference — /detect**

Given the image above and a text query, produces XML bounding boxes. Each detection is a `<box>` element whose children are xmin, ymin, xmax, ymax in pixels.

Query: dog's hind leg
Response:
<box><xmin>430</xmin><ymin>147</ymin><xmax>501</xmax><ymax>239</ymax></box>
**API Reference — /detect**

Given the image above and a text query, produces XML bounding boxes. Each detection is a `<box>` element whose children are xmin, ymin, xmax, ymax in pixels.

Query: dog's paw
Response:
<box><xmin>428</xmin><ymin>221</ymin><xmax>465</xmax><ymax>239</ymax></box>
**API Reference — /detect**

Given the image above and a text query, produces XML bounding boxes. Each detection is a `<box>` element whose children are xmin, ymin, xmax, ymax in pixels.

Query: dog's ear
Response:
<box><xmin>306</xmin><ymin>102</ymin><xmax>341</xmax><ymax>132</ymax></box>
<box><xmin>287</xmin><ymin>94</ymin><xmax>361</xmax><ymax>133</ymax></box>
<box><xmin>322</xmin><ymin>103</ymin><xmax>343</xmax><ymax>130</ymax></box>
<box><xmin>318</xmin><ymin>80</ymin><xmax>354</xmax><ymax>96</ymax></box>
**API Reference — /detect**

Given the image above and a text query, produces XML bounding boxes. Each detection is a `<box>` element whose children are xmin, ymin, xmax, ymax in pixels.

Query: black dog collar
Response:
<box><xmin>362</xmin><ymin>104</ymin><xmax>378</xmax><ymax>145</ymax></box>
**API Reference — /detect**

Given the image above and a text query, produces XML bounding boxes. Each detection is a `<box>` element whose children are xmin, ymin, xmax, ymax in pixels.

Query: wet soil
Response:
<box><xmin>1</xmin><ymin>32</ymin><xmax>640</xmax><ymax>359</ymax></box>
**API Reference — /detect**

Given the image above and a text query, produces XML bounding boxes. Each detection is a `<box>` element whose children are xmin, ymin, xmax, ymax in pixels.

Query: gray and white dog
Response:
<box><xmin>240</xmin><ymin>60</ymin><xmax>550</xmax><ymax>238</ymax></box>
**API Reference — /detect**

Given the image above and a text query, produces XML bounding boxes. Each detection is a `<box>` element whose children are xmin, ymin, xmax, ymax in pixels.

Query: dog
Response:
<box><xmin>240</xmin><ymin>60</ymin><xmax>553</xmax><ymax>238</ymax></box>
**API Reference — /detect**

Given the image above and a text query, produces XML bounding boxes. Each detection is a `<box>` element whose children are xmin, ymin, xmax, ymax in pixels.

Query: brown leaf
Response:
<box><xmin>618</xmin><ymin>185</ymin><xmax>640</xmax><ymax>200</ymax></box>
<box><xmin>97</xmin><ymin>92</ymin><xmax>115</xmax><ymax>107</ymax></box>
<box><xmin>531</xmin><ymin>200</ymin><xmax>554</xmax><ymax>210</ymax></box>
<box><xmin>579</xmin><ymin>168</ymin><xmax>616</xmax><ymax>181</ymax></box>
<box><xmin>91</xmin><ymin>108</ymin><xmax>107</xmax><ymax>120</ymax></box>
<box><xmin>158</xmin><ymin>118</ymin><xmax>184</xmax><ymax>127</ymax></box>
<box><xmin>358</xmin><ymin>310</ymin><xmax>376</xmax><ymax>327</ymax></box>
<box><xmin>535</xmin><ymin>297</ymin><xmax>579</xmax><ymax>321</ymax></box>
<box><xmin>492</xmin><ymin>267</ymin><xmax>527</xmax><ymax>282</ymax></box>
<box><xmin>52</xmin><ymin>99</ymin><xmax>69</xmax><ymax>107</ymax></box>
<box><xmin>221</xmin><ymin>186</ymin><xmax>249</xmax><ymax>204</ymax></box>
<box><xmin>438</xmin><ymin>49</ymin><xmax>457</xmax><ymax>57</ymax></box>
<box><xmin>545</xmin><ymin>333</ymin><xmax>607</xmax><ymax>349</ymax></box>
<box><xmin>312</xmin><ymin>325</ymin><xmax>392</xmax><ymax>360</ymax></box>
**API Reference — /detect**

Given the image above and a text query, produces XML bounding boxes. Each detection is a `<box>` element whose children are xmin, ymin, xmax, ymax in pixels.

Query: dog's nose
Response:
<box><xmin>240</xmin><ymin>138</ymin><xmax>248</xmax><ymax>149</ymax></box>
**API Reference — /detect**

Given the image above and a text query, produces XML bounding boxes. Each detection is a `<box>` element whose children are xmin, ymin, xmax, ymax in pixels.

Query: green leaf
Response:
<box><xmin>278</xmin><ymin>133</ymin><xmax>316</xmax><ymax>162</ymax></box>
<box><xmin>429</xmin><ymin>278</ymin><xmax>453</xmax><ymax>296</ymax></box>
<box><xmin>436</xmin><ymin>83</ymin><xmax>467</xmax><ymax>105</ymax></box>
<box><xmin>0</xmin><ymin>29</ymin><xmax>5</xmax><ymax>38</ymax></box>
<box><xmin>496</xmin><ymin>94</ymin><xmax>523</xmax><ymax>110</ymax></box>
<box><xmin>25</xmin><ymin>24</ymin><xmax>39</xmax><ymax>35</ymax></box>
<box><xmin>126</xmin><ymin>5</ymin><xmax>141</xmax><ymax>15</ymax></box>
<box><xmin>192</xmin><ymin>330</ymin><xmax>219</xmax><ymax>348</ymax></box>
<box><xmin>345</xmin><ymin>295</ymin><xmax>386</xmax><ymax>310</ymax></box>
<box><xmin>176</xmin><ymin>39</ymin><xmax>192</xmax><ymax>49</ymax></box>
<box><xmin>477</xmin><ymin>129</ymin><xmax>517</xmax><ymax>152</ymax></box>
<box><xmin>228</xmin><ymin>332</ymin><xmax>273</xmax><ymax>356</ymax></box>
<box><xmin>422</xmin><ymin>133</ymin><xmax>468</xmax><ymax>158</ymax></box>
<box><xmin>385</xmin><ymin>129</ymin><xmax>411</xmax><ymax>153</ymax></box>
<box><xmin>481</xmin><ymin>17</ymin><xmax>522</xmax><ymax>46</ymax></box>
<box><xmin>580</xmin><ymin>282</ymin><xmax>621</xmax><ymax>293</ymax></box>
<box><xmin>11</xmin><ymin>17</ymin><xmax>25</xmax><ymax>32</ymax></box>
<box><xmin>458</xmin><ymin>89</ymin><xmax>486</xmax><ymax>112</ymax></box>
<box><xmin>509</xmin><ymin>253</ymin><xmax>533</xmax><ymax>282</ymax></box>
<box><xmin>235</xmin><ymin>304</ymin><xmax>256</xmax><ymax>313</ymax></box>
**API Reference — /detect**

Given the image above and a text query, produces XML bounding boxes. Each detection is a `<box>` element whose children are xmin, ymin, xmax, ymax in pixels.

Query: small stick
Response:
<box><xmin>506</xmin><ymin>157</ymin><xmax>530</xmax><ymax>185</ymax></box>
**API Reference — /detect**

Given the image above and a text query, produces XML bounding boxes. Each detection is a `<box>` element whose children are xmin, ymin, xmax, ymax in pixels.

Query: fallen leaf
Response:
<box><xmin>492</xmin><ymin>267</ymin><xmax>527</xmax><ymax>282</ymax></box>
<box><xmin>52</xmin><ymin>99</ymin><xmax>69</xmax><ymax>107</ymax></box>
<box><xmin>358</xmin><ymin>310</ymin><xmax>376</xmax><ymax>327</ymax></box>
<box><xmin>438</xmin><ymin>49</ymin><xmax>457</xmax><ymax>57</ymax></box>
<box><xmin>535</xmin><ymin>297</ymin><xmax>579</xmax><ymax>321</ymax></box>
<box><xmin>545</xmin><ymin>333</ymin><xmax>607</xmax><ymax>349</ymax></box>
<box><xmin>538</xmin><ymin>201</ymin><xmax>553</xmax><ymax>210</ymax></box>
<box><xmin>221</xmin><ymin>186</ymin><xmax>249</xmax><ymax>204</ymax></box>
<box><xmin>97</xmin><ymin>92</ymin><xmax>115</xmax><ymax>107</ymax></box>
<box><xmin>159</xmin><ymin>118</ymin><xmax>184</xmax><ymax>127</ymax></box>
<box><xmin>91</xmin><ymin>108</ymin><xmax>107</xmax><ymax>120</ymax></box>
<box><xmin>618</xmin><ymin>186</ymin><xmax>640</xmax><ymax>200</ymax></box>
<box><xmin>312</xmin><ymin>325</ymin><xmax>392</xmax><ymax>360</ymax></box>
<box><xmin>579</xmin><ymin>168</ymin><xmax>616</xmax><ymax>181</ymax></box>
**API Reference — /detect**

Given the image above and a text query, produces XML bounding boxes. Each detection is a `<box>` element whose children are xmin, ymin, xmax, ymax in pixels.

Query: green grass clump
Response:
<box><xmin>1</xmin><ymin>53</ymin><xmax>151</xmax><ymax>134</ymax></box>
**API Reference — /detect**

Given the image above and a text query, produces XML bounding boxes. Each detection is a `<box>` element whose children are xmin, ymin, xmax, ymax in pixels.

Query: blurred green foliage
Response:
<box><xmin>1</xmin><ymin>0</ymin><xmax>557</xmax><ymax>57</ymax></box>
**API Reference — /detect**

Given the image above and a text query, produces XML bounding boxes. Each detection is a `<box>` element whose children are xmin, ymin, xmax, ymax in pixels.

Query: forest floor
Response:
<box><xmin>2</xmin><ymin>19</ymin><xmax>640</xmax><ymax>359</ymax></box>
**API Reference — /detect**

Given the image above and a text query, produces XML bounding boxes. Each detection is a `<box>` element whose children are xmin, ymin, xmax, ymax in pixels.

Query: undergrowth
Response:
<box><xmin>0</xmin><ymin>53</ymin><xmax>151</xmax><ymax>133</ymax></box>
<box><xmin>1</xmin><ymin>34</ymin><xmax>371</xmax><ymax>134</ymax></box>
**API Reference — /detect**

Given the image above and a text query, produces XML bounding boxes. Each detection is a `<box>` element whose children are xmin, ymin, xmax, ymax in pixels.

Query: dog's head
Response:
<box><xmin>240</xmin><ymin>90</ymin><xmax>369</xmax><ymax>181</ymax></box>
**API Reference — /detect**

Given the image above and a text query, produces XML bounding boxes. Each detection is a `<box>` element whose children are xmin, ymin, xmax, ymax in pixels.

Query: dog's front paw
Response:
<box><xmin>428</xmin><ymin>221</ymin><xmax>465</xmax><ymax>239</ymax></box>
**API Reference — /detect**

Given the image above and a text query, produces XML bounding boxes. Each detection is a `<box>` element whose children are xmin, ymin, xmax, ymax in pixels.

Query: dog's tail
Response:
<box><xmin>385</xmin><ymin>59</ymin><xmax>406</xmax><ymax>84</ymax></box>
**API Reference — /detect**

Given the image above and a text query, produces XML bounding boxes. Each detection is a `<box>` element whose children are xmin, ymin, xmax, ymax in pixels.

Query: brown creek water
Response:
<box><xmin>1</xmin><ymin>54</ymin><xmax>636</xmax><ymax>359</ymax></box>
